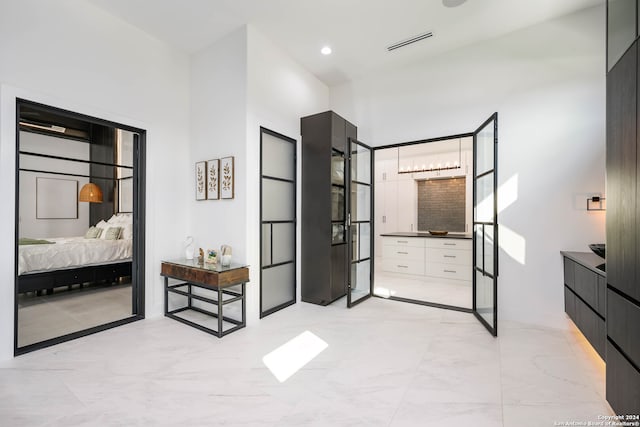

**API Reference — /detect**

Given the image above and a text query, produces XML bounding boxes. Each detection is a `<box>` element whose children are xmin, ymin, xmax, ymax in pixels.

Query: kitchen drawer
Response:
<box><xmin>425</xmin><ymin>262</ymin><xmax>472</xmax><ymax>281</ymax></box>
<box><xmin>563</xmin><ymin>257</ymin><xmax>575</xmax><ymax>290</ymax></box>
<box><xmin>383</xmin><ymin>244</ymin><xmax>424</xmax><ymax>261</ymax></box>
<box><xmin>424</xmin><ymin>238</ymin><xmax>471</xmax><ymax>250</ymax></box>
<box><xmin>574</xmin><ymin>263</ymin><xmax>598</xmax><ymax>311</ymax></box>
<box><xmin>382</xmin><ymin>237</ymin><xmax>425</xmax><ymax>248</ymax></box>
<box><xmin>606</xmin><ymin>340</ymin><xmax>640</xmax><ymax>416</ymax></box>
<box><xmin>382</xmin><ymin>258</ymin><xmax>425</xmax><ymax>275</ymax></box>
<box><xmin>426</xmin><ymin>247</ymin><xmax>472</xmax><ymax>266</ymax></box>
<box><xmin>575</xmin><ymin>295</ymin><xmax>605</xmax><ymax>360</ymax></box>
<box><xmin>607</xmin><ymin>289</ymin><xmax>640</xmax><ymax>367</ymax></box>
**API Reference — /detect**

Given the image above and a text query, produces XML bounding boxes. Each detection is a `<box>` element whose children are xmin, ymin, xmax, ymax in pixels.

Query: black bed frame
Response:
<box><xmin>18</xmin><ymin>261</ymin><xmax>132</xmax><ymax>295</ymax></box>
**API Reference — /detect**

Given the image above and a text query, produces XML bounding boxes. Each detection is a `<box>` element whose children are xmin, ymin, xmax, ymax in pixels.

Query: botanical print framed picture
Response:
<box><xmin>195</xmin><ymin>161</ymin><xmax>207</xmax><ymax>200</ymax></box>
<box><xmin>221</xmin><ymin>156</ymin><xmax>234</xmax><ymax>199</ymax></box>
<box><xmin>207</xmin><ymin>159</ymin><xmax>220</xmax><ymax>200</ymax></box>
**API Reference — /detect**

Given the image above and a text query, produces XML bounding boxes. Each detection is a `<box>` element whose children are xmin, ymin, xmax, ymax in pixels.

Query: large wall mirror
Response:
<box><xmin>15</xmin><ymin>99</ymin><xmax>145</xmax><ymax>355</ymax></box>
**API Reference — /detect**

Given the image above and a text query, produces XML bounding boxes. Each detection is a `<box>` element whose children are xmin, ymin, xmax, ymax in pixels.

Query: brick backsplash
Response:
<box><xmin>417</xmin><ymin>177</ymin><xmax>466</xmax><ymax>232</ymax></box>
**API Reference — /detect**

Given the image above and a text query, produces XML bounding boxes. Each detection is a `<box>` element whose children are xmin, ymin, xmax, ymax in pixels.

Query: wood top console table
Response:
<box><xmin>161</xmin><ymin>259</ymin><xmax>249</xmax><ymax>338</ymax></box>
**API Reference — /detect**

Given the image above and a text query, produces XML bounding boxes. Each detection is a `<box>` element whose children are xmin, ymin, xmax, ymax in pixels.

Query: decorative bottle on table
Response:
<box><xmin>184</xmin><ymin>236</ymin><xmax>194</xmax><ymax>260</ymax></box>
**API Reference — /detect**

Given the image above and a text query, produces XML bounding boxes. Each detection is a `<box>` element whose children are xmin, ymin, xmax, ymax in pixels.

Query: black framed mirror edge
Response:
<box><xmin>14</xmin><ymin>98</ymin><xmax>147</xmax><ymax>356</ymax></box>
<box><xmin>259</xmin><ymin>126</ymin><xmax>298</xmax><ymax>319</ymax></box>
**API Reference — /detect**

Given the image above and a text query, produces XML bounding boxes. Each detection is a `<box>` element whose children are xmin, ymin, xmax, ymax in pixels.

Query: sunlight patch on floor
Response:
<box><xmin>262</xmin><ymin>331</ymin><xmax>328</xmax><ymax>383</ymax></box>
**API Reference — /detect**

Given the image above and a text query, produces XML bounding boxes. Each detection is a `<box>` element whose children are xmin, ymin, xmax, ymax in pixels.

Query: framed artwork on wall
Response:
<box><xmin>207</xmin><ymin>159</ymin><xmax>220</xmax><ymax>200</ymax></box>
<box><xmin>36</xmin><ymin>177</ymin><xmax>78</xmax><ymax>219</ymax></box>
<box><xmin>221</xmin><ymin>156</ymin><xmax>234</xmax><ymax>199</ymax></box>
<box><xmin>195</xmin><ymin>161</ymin><xmax>207</xmax><ymax>200</ymax></box>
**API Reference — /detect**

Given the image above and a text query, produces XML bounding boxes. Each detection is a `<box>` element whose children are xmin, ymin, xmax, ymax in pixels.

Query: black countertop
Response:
<box><xmin>560</xmin><ymin>251</ymin><xmax>606</xmax><ymax>276</ymax></box>
<box><xmin>381</xmin><ymin>232</ymin><xmax>472</xmax><ymax>240</ymax></box>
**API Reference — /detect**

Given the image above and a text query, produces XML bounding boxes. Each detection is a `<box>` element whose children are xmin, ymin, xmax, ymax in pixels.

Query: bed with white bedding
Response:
<box><xmin>18</xmin><ymin>236</ymin><xmax>132</xmax><ymax>275</ymax></box>
<box><xmin>18</xmin><ymin>214</ymin><xmax>134</xmax><ymax>294</ymax></box>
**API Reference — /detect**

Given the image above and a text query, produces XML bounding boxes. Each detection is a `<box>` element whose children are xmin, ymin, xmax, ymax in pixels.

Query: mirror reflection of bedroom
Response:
<box><xmin>16</xmin><ymin>100</ymin><xmax>144</xmax><ymax>352</ymax></box>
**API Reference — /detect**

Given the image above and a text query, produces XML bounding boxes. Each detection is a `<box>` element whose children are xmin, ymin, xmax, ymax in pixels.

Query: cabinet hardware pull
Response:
<box><xmin>444</xmin><ymin>269</ymin><xmax>456</xmax><ymax>273</ymax></box>
<box><xmin>398</xmin><ymin>240</ymin><xmax>408</xmax><ymax>243</ymax></box>
<box><xmin>444</xmin><ymin>243</ymin><xmax>456</xmax><ymax>246</ymax></box>
<box><xmin>397</xmin><ymin>251</ymin><xmax>408</xmax><ymax>255</ymax></box>
<box><xmin>398</xmin><ymin>265</ymin><xmax>408</xmax><ymax>268</ymax></box>
<box><xmin>444</xmin><ymin>255</ymin><xmax>456</xmax><ymax>258</ymax></box>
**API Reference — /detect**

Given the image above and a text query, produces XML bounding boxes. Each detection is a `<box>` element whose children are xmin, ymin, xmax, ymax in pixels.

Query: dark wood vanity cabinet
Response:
<box><xmin>301</xmin><ymin>111</ymin><xmax>357</xmax><ymax>305</ymax></box>
<box><xmin>562</xmin><ymin>253</ymin><xmax>606</xmax><ymax>360</ymax></box>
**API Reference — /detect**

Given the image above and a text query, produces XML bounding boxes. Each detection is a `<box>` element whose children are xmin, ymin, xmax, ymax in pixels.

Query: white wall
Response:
<box><xmin>0</xmin><ymin>0</ymin><xmax>191</xmax><ymax>360</ymax></box>
<box><xmin>331</xmin><ymin>6</ymin><xmax>606</xmax><ymax>329</ymax></box>
<box><xmin>190</xmin><ymin>27</ymin><xmax>248</xmax><ymax>263</ymax></box>
<box><xmin>19</xmin><ymin>132</ymin><xmax>90</xmax><ymax>238</ymax></box>
<box><xmin>190</xmin><ymin>25</ymin><xmax>329</xmax><ymax>326</ymax></box>
<box><xmin>246</xmin><ymin>26</ymin><xmax>330</xmax><ymax>321</ymax></box>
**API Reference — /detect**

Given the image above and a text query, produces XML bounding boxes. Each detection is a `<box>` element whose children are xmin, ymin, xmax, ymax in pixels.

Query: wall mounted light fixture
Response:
<box><xmin>587</xmin><ymin>196</ymin><xmax>605</xmax><ymax>211</ymax></box>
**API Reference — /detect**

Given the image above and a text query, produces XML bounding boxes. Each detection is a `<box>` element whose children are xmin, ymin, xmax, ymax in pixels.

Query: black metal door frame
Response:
<box><xmin>472</xmin><ymin>112</ymin><xmax>499</xmax><ymax>336</ymax></box>
<box><xmin>259</xmin><ymin>127</ymin><xmax>297</xmax><ymax>318</ymax></box>
<box><xmin>347</xmin><ymin>138</ymin><xmax>374</xmax><ymax>308</ymax></box>
<box><xmin>14</xmin><ymin>98</ymin><xmax>146</xmax><ymax>356</ymax></box>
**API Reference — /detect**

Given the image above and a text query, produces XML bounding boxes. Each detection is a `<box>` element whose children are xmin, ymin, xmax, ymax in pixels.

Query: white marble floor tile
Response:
<box><xmin>0</xmin><ymin>297</ymin><xmax>613</xmax><ymax>427</ymax></box>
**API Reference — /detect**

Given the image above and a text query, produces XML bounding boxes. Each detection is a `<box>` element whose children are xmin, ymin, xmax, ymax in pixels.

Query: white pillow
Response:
<box><xmin>96</xmin><ymin>220</ymin><xmax>109</xmax><ymax>239</ymax></box>
<box><xmin>104</xmin><ymin>226</ymin><xmax>123</xmax><ymax>240</ymax></box>
<box><xmin>108</xmin><ymin>213</ymin><xmax>132</xmax><ymax>224</ymax></box>
<box><xmin>121</xmin><ymin>223</ymin><xmax>133</xmax><ymax>240</ymax></box>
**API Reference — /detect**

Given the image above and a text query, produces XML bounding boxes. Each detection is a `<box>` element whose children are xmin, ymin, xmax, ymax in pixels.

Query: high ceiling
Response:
<box><xmin>87</xmin><ymin>0</ymin><xmax>603</xmax><ymax>86</ymax></box>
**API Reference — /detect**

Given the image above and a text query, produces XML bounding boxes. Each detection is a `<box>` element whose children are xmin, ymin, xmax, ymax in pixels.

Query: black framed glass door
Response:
<box><xmin>347</xmin><ymin>139</ymin><xmax>373</xmax><ymax>307</ymax></box>
<box><xmin>472</xmin><ymin>113</ymin><xmax>498</xmax><ymax>336</ymax></box>
<box><xmin>260</xmin><ymin>127</ymin><xmax>297</xmax><ymax>318</ymax></box>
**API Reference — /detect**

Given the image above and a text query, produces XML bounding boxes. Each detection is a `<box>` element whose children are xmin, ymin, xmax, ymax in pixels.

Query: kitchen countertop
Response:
<box><xmin>560</xmin><ymin>251</ymin><xmax>606</xmax><ymax>276</ymax></box>
<box><xmin>381</xmin><ymin>232</ymin><xmax>472</xmax><ymax>239</ymax></box>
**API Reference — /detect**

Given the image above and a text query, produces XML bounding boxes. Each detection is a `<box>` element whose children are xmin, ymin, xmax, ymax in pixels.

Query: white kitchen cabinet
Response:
<box><xmin>374</xmin><ymin>158</ymin><xmax>386</xmax><ymax>183</ymax></box>
<box><xmin>381</xmin><ymin>236</ymin><xmax>472</xmax><ymax>284</ymax></box>
<box><xmin>396</xmin><ymin>179</ymin><xmax>416</xmax><ymax>232</ymax></box>
<box><xmin>426</xmin><ymin>247</ymin><xmax>472</xmax><ymax>266</ymax></box>
<box><xmin>382</xmin><ymin>180</ymin><xmax>398</xmax><ymax>232</ymax></box>
<box><xmin>382</xmin><ymin>236</ymin><xmax>426</xmax><ymax>275</ymax></box>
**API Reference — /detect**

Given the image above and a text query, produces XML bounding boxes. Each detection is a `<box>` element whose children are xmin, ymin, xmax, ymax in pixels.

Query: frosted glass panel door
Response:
<box><xmin>472</xmin><ymin>114</ymin><xmax>498</xmax><ymax>336</ymax></box>
<box><xmin>347</xmin><ymin>140</ymin><xmax>373</xmax><ymax>307</ymax></box>
<box><xmin>260</xmin><ymin>128</ymin><xmax>297</xmax><ymax>317</ymax></box>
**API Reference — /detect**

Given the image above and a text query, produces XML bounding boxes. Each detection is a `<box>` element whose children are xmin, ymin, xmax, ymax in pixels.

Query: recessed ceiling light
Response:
<box><xmin>321</xmin><ymin>46</ymin><xmax>332</xmax><ymax>55</ymax></box>
<box><xmin>443</xmin><ymin>0</ymin><xmax>467</xmax><ymax>7</ymax></box>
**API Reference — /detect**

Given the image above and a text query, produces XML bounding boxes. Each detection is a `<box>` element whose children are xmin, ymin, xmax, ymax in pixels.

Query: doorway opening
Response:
<box><xmin>14</xmin><ymin>99</ymin><xmax>146</xmax><ymax>355</ymax></box>
<box><xmin>372</xmin><ymin>113</ymin><xmax>498</xmax><ymax>335</ymax></box>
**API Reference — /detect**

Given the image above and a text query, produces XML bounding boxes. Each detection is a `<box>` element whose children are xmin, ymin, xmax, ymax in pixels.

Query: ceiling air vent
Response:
<box><xmin>387</xmin><ymin>31</ymin><xmax>433</xmax><ymax>52</ymax></box>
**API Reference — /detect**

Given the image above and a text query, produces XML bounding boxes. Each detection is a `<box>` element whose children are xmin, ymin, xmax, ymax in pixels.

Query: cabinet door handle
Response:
<box><xmin>383</xmin><ymin>215</ymin><xmax>386</xmax><ymax>223</ymax></box>
<box><xmin>444</xmin><ymin>255</ymin><xmax>456</xmax><ymax>258</ymax></box>
<box><xmin>397</xmin><ymin>240</ymin><xmax>408</xmax><ymax>244</ymax></box>
<box><xmin>444</xmin><ymin>243</ymin><xmax>456</xmax><ymax>246</ymax></box>
<box><xmin>397</xmin><ymin>251</ymin><xmax>408</xmax><ymax>255</ymax></box>
<box><xmin>444</xmin><ymin>269</ymin><xmax>456</xmax><ymax>273</ymax></box>
<box><xmin>397</xmin><ymin>265</ymin><xmax>408</xmax><ymax>268</ymax></box>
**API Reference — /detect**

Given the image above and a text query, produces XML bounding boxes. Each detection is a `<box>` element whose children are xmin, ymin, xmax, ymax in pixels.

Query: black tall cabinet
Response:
<box><xmin>301</xmin><ymin>111</ymin><xmax>357</xmax><ymax>305</ymax></box>
<box><xmin>605</xmin><ymin>0</ymin><xmax>640</xmax><ymax>415</ymax></box>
